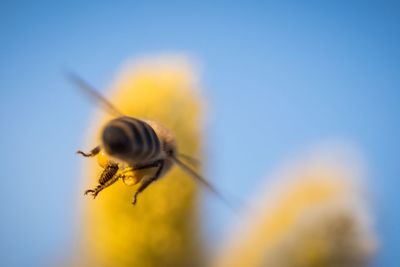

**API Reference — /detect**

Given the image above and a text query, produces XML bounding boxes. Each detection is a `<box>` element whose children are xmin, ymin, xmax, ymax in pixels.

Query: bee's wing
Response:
<box><xmin>171</xmin><ymin>155</ymin><xmax>237</xmax><ymax>211</ymax></box>
<box><xmin>67</xmin><ymin>71</ymin><xmax>124</xmax><ymax>117</ymax></box>
<box><xmin>177</xmin><ymin>153</ymin><xmax>201</xmax><ymax>167</ymax></box>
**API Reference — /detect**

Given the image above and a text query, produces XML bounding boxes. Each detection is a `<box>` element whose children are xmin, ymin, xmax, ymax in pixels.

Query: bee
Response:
<box><xmin>70</xmin><ymin>73</ymin><xmax>230</xmax><ymax>206</ymax></box>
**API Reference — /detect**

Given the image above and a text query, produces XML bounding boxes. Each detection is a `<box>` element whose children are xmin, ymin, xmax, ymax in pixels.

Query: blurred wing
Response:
<box><xmin>171</xmin><ymin>155</ymin><xmax>237</xmax><ymax>211</ymax></box>
<box><xmin>66</xmin><ymin>71</ymin><xmax>124</xmax><ymax>117</ymax></box>
<box><xmin>177</xmin><ymin>153</ymin><xmax>201</xmax><ymax>167</ymax></box>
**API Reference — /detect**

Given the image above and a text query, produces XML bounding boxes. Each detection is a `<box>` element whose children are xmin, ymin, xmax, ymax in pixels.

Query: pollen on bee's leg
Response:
<box><xmin>120</xmin><ymin>168</ymin><xmax>156</xmax><ymax>186</ymax></box>
<box><xmin>122</xmin><ymin>173</ymin><xmax>140</xmax><ymax>186</ymax></box>
<box><xmin>97</xmin><ymin>151</ymin><xmax>110</xmax><ymax>168</ymax></box>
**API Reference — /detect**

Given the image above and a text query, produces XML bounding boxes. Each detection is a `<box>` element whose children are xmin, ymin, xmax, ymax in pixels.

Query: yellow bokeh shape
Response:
<box><xmin>78</xmin><ymin>57</ymin><xmax>204</xmax><ymax>267</ymax></box>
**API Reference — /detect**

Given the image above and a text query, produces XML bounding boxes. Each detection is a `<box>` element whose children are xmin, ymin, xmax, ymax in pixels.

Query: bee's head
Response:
<box><xmin>102</xmin><ymin>124</ymin><xmax>132</xmax><ymax>156</ymax></box>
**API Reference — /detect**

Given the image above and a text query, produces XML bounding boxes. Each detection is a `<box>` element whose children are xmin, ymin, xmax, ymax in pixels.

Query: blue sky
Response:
<box><xmin>0</xmin><ymin>1</ymin><xmax>399</xmax><ymax>266</ymax></box>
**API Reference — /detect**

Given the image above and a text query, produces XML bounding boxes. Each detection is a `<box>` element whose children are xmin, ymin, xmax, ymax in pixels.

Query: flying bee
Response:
<box><xmin>70</xmin><ymin>73</ymin><xmax>230</xmax><ymax>206</ymax></box>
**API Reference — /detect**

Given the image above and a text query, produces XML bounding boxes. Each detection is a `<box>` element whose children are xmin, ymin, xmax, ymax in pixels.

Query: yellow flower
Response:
<box><xmin>77</xmin><ymin>56</ymin><xmax>204</xmax><ymax>267</ymax></box>
<box><xmin>213</xmin><ymin>145</ymin><xmax>376</xmax><ymax>267</ymax></box>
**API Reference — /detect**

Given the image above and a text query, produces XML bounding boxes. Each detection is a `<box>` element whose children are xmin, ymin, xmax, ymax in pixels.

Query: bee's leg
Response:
<box><xmin>77</xmin><ymin>146</ymin><xmax>100</xmax><ymax>157</ymax></box>
<box><xmin>84</xmin><ymin>175</ymin><xmax>119</xmax><ymax>199</ymax></box>
<box><xmin>132</xmin><ymin>160</ymin><xmax>164</xmax><ymax>205</ymax></box>
<box><xmin>84</xmin><ymin>163</ymin><xmax>119</xmax><ymax>199</ymax></box>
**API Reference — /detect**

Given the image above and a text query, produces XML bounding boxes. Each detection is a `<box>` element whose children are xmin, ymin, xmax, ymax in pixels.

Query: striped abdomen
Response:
<box><xmin>102</xmin><ymin>116</ymin><xmax>161</xmax><ymax>163</ymax></box>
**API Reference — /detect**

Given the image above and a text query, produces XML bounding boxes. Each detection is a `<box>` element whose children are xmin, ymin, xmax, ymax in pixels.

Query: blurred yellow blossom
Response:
<box><xmin>77</xmin><ymin>55</ymin><xmax>205</xmax><ymax>267</ymax></box>
<box><xmin>213</xmin><ymin>144</ymin><xmax>376</xmax><ymax>267</ymax></box>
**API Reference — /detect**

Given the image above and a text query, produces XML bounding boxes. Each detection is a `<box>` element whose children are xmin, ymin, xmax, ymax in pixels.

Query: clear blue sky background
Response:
<box><xmin>0</xmin><ymin>1</ymin><xmax>399</xmax><ymax>266</ymax></box>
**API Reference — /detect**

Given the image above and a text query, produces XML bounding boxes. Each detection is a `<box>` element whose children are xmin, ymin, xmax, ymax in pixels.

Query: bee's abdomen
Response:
<box><xmin>104</xmin><ymin>116</ymin><xmax>161</xmax><ymax>161</ymax></box>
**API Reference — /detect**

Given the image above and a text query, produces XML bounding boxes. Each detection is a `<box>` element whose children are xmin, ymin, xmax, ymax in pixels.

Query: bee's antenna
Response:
<box><xmin>66</xmin><ymin>71</ymin><xmax>124</xmax><ymax>117</ymax></box>
<box><xmin>170</xmin><ymin>155</ymin><xmax>238</xmax><ymax>212</ymax></box>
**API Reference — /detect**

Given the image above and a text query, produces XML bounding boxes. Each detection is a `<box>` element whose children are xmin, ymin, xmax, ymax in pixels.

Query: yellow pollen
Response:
<box><xmin>122</xmin><ymin>168</ymin><xmax>156</xmax><ymax>186</ymax></box>
<box><xmin>97</xmin><ymin>151</ymin><xmax>110</xmax><ymax>168</ymax></box>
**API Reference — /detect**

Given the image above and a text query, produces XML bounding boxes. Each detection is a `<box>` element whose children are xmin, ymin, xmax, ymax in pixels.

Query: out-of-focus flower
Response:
<box><xmin>212</xmin><ymin>145</ymin><xmax>376</xmax><ymax>267</ymax></box>
<box><xmin>77</xmin><ymin>56</ymin><xmax>204</xmax><ymax>267</ymax></box>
